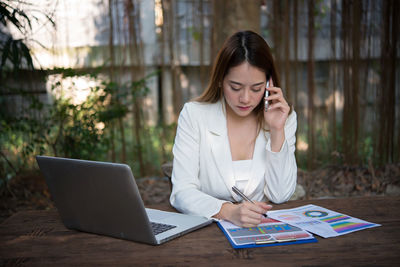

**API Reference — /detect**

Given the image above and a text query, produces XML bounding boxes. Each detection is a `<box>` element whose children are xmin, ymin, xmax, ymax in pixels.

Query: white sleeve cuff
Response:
<box><xmin>265</xmin><ymin>138</ymin><xmax>289</xmax><ymax>155</ymax></box>
<box><xmin>206</xmin><ymin>200</ymin><xmax>232</xmax><ymax>220</ymax></box>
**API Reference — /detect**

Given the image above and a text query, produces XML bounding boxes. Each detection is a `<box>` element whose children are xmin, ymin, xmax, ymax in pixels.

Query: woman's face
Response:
<box><xmin>222</xmin><ymin>62</ymin><xmax>266</xmax><ymax>118</ymax></box>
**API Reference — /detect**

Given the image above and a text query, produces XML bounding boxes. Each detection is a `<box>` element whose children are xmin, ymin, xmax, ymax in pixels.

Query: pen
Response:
<box><xmin>232</xmin><ymin>186</ymin><xmax>267</xmax><ymax>217</ymax></box>
<box><xmin>255</xmin><ymin>238</ymin><xmax>297</xmax><ymax>245</ymax></box>
<box><xmin>232</xmin><ymin>186</ymin><xmax>253</xmax><ymax>203</ymax></box>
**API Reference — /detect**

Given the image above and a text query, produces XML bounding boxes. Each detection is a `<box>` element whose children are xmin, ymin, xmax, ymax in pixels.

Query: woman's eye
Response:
<box><xmin>252</xmin><ymin>88</ymin><xmax>262</xmax><ymax>92</ymax></box>
<box><xmin>231</xmin><ymin>86</ymin><xmax>241</xmax><ymax>91</ymax></box>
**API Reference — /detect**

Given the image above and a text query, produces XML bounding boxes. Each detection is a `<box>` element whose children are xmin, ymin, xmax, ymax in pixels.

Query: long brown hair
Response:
<box><xmin>196</xmin><ymin>30</ymin><xmax>285</xmax><ymax>131</ymax></box>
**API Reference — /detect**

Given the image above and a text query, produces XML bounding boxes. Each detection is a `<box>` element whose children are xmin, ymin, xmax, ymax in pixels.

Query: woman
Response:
<box><xmin>169</xmin><ymin>30</ymin><xmax>297</xmax><ymax>227</ymax></box>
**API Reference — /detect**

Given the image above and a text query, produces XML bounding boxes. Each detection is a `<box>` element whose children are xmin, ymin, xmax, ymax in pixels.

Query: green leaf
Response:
<box><xmin>0</xmin><ymin>36</ymin><xmax>12</xmax><ymax>70</ymax></box>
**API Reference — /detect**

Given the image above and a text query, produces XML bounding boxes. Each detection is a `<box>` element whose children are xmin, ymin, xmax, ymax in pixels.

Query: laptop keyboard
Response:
<box><xmin>150</xmin><ymin>222</ymin><xmax>177</xmax><ymax>235</ymax></box>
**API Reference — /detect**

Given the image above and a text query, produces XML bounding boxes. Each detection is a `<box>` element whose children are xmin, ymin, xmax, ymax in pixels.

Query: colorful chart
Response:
<box><xmin>297</xmin><ymin>220</ymin><xmax>323</xmax><ymax>227</ymax></box>
<box><xmin>267</xmin><ymin>204</ymin><xmax>381</xmax><ymax>238</ymax></box>
<box><xmin>228</xmin><ymin>224</ymin><xmax>302</xmax><ymax>237</ymax></box>
<box><xmin>321</xmin><ymin>214</ymin><xmax>351</xmax><ymax>223</ymax></box>
<box><xmin>304</xmin><ymin>210</ymin><xmax>328</xmax><ymax>218</ymax></box>
<box><xmin>331</xmin><ymin>221</ymin><xmax>373</xmax><ymax>234</ymax></box>
<box><xmin>275</xmin><ymin>232</ymin><xmax>311</xmax><ymax>240</ymax></box>
<box><xmin>277</xmin><ymin>214</ymin><xmax>302</xmax><ymax>221</ymax></box>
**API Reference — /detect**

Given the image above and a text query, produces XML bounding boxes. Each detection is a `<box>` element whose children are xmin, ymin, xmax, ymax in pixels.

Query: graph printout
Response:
<box><xmin>268</xmin><ymin>204</ymin><xmax>381</xmax><ymax>238</ymax></box>
<box><xmin>218</xmin><ymin>218</ymin><xmax>315</xmax><ymax>246</ymax></box>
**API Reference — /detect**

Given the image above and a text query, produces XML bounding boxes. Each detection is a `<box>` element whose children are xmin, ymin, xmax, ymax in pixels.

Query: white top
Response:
<box><xmin>170</xmin><ymin>100</ymin><xmax>298</xmax><ymax>219</ymax></box>
<box><xmin>232</xmin><ymin>160</ymin><xmax>253</xmax><ymax>194</ymax></box>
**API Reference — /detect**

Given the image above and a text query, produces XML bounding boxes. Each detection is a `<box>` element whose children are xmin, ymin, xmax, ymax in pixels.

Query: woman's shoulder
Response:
<box><xmin>182</xmin><ymin>100</ymin><xmax>222</xmax><ymax>115</ymax></box>
<box><xmin>179</xmin><ymin>101</ymin><xmax>224</xmax><ymax>129</ymax></box>
<box><xmin>183</xmin><ymin>100</ymin><xmax>221</xmax><ymax>109</ymax></box>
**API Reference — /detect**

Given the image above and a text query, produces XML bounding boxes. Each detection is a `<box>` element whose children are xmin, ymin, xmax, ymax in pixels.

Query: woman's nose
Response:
<box><xmin>239</xmin><ymin>89</ymin><xmax>250</xmax><ymax>103</ymax></box>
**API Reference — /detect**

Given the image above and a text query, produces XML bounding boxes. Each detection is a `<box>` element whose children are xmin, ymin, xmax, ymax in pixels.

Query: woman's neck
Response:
<box><xmin>225</xmin><ymin>101</ymin><xmax>257</xmax><ymax>124</ymax></box>
<box><xmin>225</xmin><ymin>101</ymin><xmax>259</xmax><ymax>160</ymax></box>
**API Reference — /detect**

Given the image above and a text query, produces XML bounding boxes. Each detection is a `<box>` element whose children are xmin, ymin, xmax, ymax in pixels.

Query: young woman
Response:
<box><xmin>169</xmin><ymin>30</ymin><xmax>297</xmax><ymax>227</ymax></box>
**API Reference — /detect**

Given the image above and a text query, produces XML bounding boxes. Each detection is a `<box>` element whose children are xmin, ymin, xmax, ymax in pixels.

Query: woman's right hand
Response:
<box><xmin>216</xmin><ymin>202</ymin><xmax>272</xmax><ymax>227</ymax></box>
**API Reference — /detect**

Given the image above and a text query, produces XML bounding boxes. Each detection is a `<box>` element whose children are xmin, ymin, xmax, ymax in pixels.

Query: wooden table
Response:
<box><xmin>1</xmin><ymin>196</ymin><xmax>399</xmax><ymax>266</ymax></box>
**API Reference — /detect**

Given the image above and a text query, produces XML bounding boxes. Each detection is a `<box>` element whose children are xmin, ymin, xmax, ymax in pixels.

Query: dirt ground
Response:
<box><xmin>1</xmin><ymin>163</ymin><xmax>399</xmax><ymax>224</ymax></box>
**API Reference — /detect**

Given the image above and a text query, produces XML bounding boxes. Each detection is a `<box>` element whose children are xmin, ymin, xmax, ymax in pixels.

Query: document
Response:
<box><xmin>217</xmin><ymin>217</ymin><xmax>316</xmax><ymax>248</ymax></box>
<box><xmin>267</xmin><ymin>204</ymin><xmax>381</xmax><ymax>238</ymax></box>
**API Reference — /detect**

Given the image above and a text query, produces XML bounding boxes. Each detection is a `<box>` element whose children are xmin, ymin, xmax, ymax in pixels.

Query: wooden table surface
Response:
<box><xmin>1</xmin><ymin>196</ymin><xmax>399</xmax><ymax>266</ymax></box>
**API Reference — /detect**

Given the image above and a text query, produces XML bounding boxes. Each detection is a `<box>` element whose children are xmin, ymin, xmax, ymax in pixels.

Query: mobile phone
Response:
<box><xmin>265</xmin><ymin>80</ymin><xmax>270</xmax><ymax>112</ymax></box>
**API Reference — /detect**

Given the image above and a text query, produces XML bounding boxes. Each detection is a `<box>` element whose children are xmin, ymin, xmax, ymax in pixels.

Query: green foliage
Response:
<box><xmin>313</xmin><ymin>0</ymin><xmax>329</xmax><ymax>31</ymax></box>
<box><xmin>126</xmin><ymin>123</ymin><xmax>175</xmax><ymax>176</ymax></box>
<box><xmin>48</xmin><ymin>83</ymin><xmax>110</xmax><ymax>160</ymax></box>
<box><xmin>360</xmin><ymin>136</ymin><xmax>374</xmax><ymax>163</ymax></box>
<box><xmin>188</xmin><ymin>26</ymin><xmax>201</xmax><ymax>42</ymax></box>
<box><xmin>0</xmin><ymin>37</ymin><xmax>34</xmax><ymax>72</ymax></box>
<box><xmin>296</xmin><ymin>120</ymin><xmax>381</xmax><ymax>171</ymax></box>
<box><xmin>0</xmin><ymin>2</ymin><xmax>32</xmax><ymax>31</ymax></box>
<box><xmin>0</xmin><ymin>0</ymin><xmax>54</xmax><ymax>74</ymax></box>
<box><xmin>0</xmin><ymin>74</ymin><xmax>110</xmax><ymax>174</ymax></box>
<box><xmin>0</xmin><ymin>68</ymin><xmax>174</xmax><ymax>184</ymax></box>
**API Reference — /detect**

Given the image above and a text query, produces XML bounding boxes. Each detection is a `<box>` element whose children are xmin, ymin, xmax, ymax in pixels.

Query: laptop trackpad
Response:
<box><xmin>146</xmin><ymin>208</ymin><xmax>175</xmax><ymax>221</ymax></box>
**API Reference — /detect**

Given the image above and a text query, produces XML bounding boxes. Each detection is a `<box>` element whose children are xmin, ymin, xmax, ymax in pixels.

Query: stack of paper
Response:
<box><xmin>218</xmin><ymin>204</ymin><xmax>381</xmax><ymax>248</ymax></box>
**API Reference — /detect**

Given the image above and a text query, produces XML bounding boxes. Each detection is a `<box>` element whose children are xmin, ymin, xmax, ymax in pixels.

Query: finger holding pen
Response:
<box><xmin>216</xmin><ymin>201</ymin><xmax>273</xmax><ymax>227</ymax></box>
<box><xmin>240</xmin><ymin>202</ymin><xmax>264</xmax><ymax>227</ymax></box>
<box><xmin>231</xmin><ymin>186</ymin><xmax>273</xmax><ymax>226</ymax></box>
<box><xmin>254</xmin><ymin>201</ymin><xmax>273</xmax><ymax>218</ymax></box>
<box><xmin>235</xmin><ymin>202</ymin><xmax>272</xmax><ymax>227</ymax></box>
<box><xmin>232</xmin><ymin>186</ymin><xmax>272</xmax><ymax>214</ymax></box>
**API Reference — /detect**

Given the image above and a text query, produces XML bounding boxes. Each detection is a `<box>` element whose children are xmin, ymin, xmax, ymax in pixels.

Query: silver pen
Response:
<box><xmin>232</xmin><ymin>186</ymin><xmax>254</xmax><ymax>203</ymax></box>
<box><xmin>232</xmin><ymin>186</ymin><xmax>267</xmax><ymax>217</ymax></box>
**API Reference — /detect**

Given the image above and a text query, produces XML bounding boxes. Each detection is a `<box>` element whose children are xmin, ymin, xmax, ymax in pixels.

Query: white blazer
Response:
<box><xmin>169</xmin><ymin>100</ymin><xmax>297</xmax><ymax>219</ymax></box>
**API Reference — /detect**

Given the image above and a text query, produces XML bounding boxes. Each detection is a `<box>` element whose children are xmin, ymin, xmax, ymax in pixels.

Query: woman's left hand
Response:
<box><xmin>264</xmin><ymin>77</ymin><xmax>290</xmax><ymax>131</ymax></box>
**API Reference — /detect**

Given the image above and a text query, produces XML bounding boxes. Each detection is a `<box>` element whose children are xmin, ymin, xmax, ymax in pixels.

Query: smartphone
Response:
<box><xmin>265</xmin><ymin>80</ymin><xmax>270</xmax><ymax>112</ymax></box>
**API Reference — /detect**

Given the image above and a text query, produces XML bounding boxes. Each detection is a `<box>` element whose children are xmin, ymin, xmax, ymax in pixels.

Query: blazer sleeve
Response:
<box><xmin>264</xmin><ymin>110</ymin><xmax>298</xmax><ymax>204</ymax></box>
<box><xmin>169</xmin><ymin>103</ymin><xmax>229</xmax><ymax>219</ymax></box>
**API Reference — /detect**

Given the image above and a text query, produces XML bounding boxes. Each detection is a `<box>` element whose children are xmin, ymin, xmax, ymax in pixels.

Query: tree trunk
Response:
<box><xmin>198</xmin><ymin>0</ymin><xmax>207</xmax><ymax>90</ymax></box>
<box><xmin>108</xmin><ymin>0</ymin><xmax>116</xmax><ymax>162</ymax></box>
<box><xmin>351</xmin><ymin>0</ymin><xmax>361</xmax><ymax>164</ymax></box>
<box><xmin>157</xmin><ymin>65</ymin><xmax>167</xmax><ymax>163</ymax></box>
<box><xmin>157</xmin><ymin>0</ymin><xmax>167</xmax><ymax>163</ymax></box>
<box><xmin>163</xmin><ymin>0</ymin><xmax>182</xmax><ymax>121</ymax></box>
<box><xmin>211</xmin><ymin>0</ymin><xmax>261</xmax><ymax>60</ymax></box>
<box><xmin>272</xmin><ymin>0</ymin><xmax>283</xmax><ymax>76</ymax></box>
<box><xmin>126</xmin><ymin>0</ymin><xmax>145</xmax><ymax>175</ymax></box>
<box><xmin>378</xmin><ymin>0</ymin><xmax>398</xmax><ymax>165</ymax></box>
<box><xmin>283</xmin><ymin>0</ymin><xmax>290</xmax><ymax>103</ymax></box>
<box><xmin>341</xmin><ymin>0</ymin><xmax>351</xmax><ymax>165</ymax></box>
<box><xmin>360</xmin><ymin>0</ymin><xmax>372</xmax><ymax>160</ymax></box>
<box><xmin>307</xmin><ymin>0</ymin><xmax>316</xmax><ymax>169</ymax></box>
<box><xmin>293</xmin><ymin>0</ymin><xmax>299</xmax><ymax>158</ymax></box>
<box><xmin>329</xmin><ymin>0</ymin><xmax>337</xmax><ymax>155</ymax></box>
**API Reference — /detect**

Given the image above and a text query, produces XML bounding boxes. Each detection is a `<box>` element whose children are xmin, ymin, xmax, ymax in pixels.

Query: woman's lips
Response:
<box><xmin>238</xmin><ymin>106</ymin><xmax>251</xmax><ymax>111</ymax></box>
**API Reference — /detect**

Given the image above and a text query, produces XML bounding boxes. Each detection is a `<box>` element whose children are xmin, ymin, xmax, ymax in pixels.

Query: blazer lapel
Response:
<box><xmin>207</xmin><ymin>101</ymin><xmax>241</xmax><ymax>202</ymax></box>
<box><xmin>244</xmin><ymin>132</ymin><xmax>267</xmax><ymax>197</ymax></box>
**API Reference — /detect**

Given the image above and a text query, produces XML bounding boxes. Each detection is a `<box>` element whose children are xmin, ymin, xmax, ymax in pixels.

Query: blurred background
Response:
<box><xmin>0</xmin><ymin>0</ymin><xmax>399</xmax><ymax>219</ymax></box>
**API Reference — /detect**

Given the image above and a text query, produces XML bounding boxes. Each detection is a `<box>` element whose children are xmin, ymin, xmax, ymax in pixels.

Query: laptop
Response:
<box><xmin>36</xmin><ymin>156</ymin><xmax>212</xmax><ymax>245</ymax></box>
